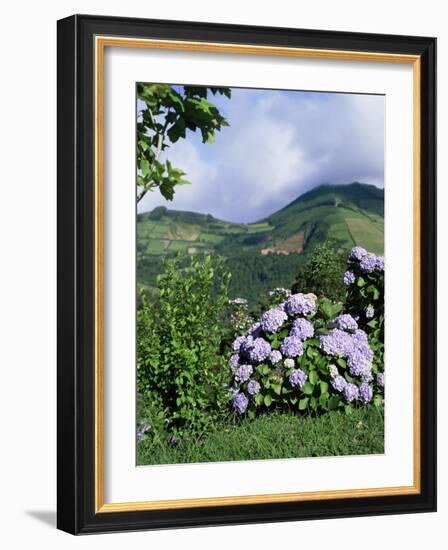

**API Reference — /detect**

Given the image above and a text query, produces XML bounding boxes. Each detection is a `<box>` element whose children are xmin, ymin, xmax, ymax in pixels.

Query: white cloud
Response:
<box><xmin>138</xmin><ymin>139</ymin><xmax>218</xmax><ymax>215</ymax></box>
<box><xmin>138</xmin><ymin>89</ymin><xmax>384</xmax><ymax>223</ymax></box>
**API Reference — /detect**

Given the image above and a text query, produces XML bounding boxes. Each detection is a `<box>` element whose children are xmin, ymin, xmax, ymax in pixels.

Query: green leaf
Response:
<box><xmin>140</xmin><ymin>158</ymin><xmax>151</xmax><ymax>176</ymax></box>
<box><xmin>264</xmin><ymin>394</ymin><xmax>273</xmax><ymax>407</ymax></box>
<box><xmin>301</xmin><ymin>382</ymin><xmax>314</xmax><ymax>395</ymax></box>
<box><xmin>328</xmin><ymin>396</ymin><xmax>340</xmax><ymax>410</ymax></box>
<box><xmin>272</xmin><ymin>383</ymin><xmax>282</xmax><ymax>396</ymax></box>
<box><xmin>254</xmin><ymin>393</ymin><xmax>263</xmax><ymax>406</ymax></box>
<box><xmin>305</xmin><ymin>338</ymin><xmax>320</xmax><ymax>347</ymax></box>
<box><xmin>329</xmin><ymin>302</ymin><xmax>343</xmax><ymax>317</ymax></box>
<box><xmin>319</xmin><ymin>394</ymin><xmax>328</xmax><ymax>407</ymax></box>
<box><xmin>320</xmin><ymin>381</ymin><xmax>329</xmax><ymax>395</ymax></box>
<box><xmin>258</xmin><ymin>364</ymin><xmax>270</xmax><ymax>376</ymax></box>
<box><xmin>309</xmin><ymin>371</ymin><xmax>318</xmax><ymax>385</ymax></box>
<box><xmin>299</xmin><ymin>398</ymin><xmax>309</xmax><ymax>410</ymax></box>
<box><xmin>373</xmin><ymin>394</ymin><xmax>383</xmax><ymax>408</ymax></box>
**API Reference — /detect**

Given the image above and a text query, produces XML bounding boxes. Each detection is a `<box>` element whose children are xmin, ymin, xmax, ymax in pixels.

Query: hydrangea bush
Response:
<box><xmin>228</xmin><ymin>247</ymin><xmax>385</xmax><ymax>417</ymax></box>
<box><xmin>344</xmin><ymin>246</ymin><xmax>385</xmax><ymax>396</ymax></box>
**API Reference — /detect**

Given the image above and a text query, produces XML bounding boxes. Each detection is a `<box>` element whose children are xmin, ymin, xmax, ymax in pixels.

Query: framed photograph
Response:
<box><xmin>57</xmin><ymin>14</ymin><xmax>436</xmax><ymax>534</ymax></box>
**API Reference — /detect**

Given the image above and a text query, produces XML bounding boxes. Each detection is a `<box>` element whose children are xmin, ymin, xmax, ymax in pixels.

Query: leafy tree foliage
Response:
<box><xmin>137</xmin><ymin>255</ymin><xmax>231</xmax><ymax>435</ymax></box>
<box><xmin>137</xmin><ymin>84</ymin><xmax>231</xmax><ymax>203</ymax></box>
<box><xmin>292</xmin><ymin>240</ymin><xmax>346</xmax><ymax>301</ymax></box>
<box><xmin>137</xmin><ymin>251</ymin><xmax>305</xmax><ymax>309</ymax></box>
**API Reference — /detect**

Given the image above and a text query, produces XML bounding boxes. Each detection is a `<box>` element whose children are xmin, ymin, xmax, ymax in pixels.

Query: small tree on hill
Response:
<box><xmin>292</xmin><ymin>240</ymin><xmax>346</xmax><ymax>301</ymax></box>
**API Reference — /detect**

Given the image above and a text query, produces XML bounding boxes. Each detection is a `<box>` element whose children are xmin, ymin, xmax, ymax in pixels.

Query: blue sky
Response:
<box><xmin>137</xmin><ymin>87</ymin><xmax>384</xmax><ymax>223</ymax></box>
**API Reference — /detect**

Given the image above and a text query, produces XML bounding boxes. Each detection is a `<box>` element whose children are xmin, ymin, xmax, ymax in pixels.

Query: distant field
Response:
<box><xmin>345</xmin><ymin>215</ymin><xmax>384</xmax><ymax>255</ymax></box>
<box><xmin>137</xmin><ymin>183</ymin><xmax>384</xmax><ymax>299</ymax></box>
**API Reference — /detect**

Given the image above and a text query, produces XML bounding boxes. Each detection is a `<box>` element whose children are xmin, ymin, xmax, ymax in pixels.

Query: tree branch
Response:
<box><xmin>137</xmin><ymin>108</ymin><xmax>174</xmax><ymax>204</ymax></box>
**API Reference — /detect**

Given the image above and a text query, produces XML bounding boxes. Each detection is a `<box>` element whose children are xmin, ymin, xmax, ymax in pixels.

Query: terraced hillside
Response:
<box><xmin>137</xmin><ymin>182</ymin><xmax>384</xmax><ymax>301</ymax></box>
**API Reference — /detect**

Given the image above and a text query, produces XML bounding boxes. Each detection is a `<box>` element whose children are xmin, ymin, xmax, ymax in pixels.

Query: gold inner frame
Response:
<box><xmin>94</xmin><ymin>36</ymin><xmax>421</xmax><ymax>514</ymax></box>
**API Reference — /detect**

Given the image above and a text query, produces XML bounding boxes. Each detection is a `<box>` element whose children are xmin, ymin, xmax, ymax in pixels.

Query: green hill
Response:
<box><xmin>137</xmin><ymin>182</ymin><xmax>384</xmax><ymax>302</ymax></box>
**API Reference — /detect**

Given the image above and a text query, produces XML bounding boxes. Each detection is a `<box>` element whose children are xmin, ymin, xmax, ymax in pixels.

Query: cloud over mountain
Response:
<box><xmin>138</xmin><ymin>88</ymin><xmax>384</xmax><ymax>223</ymax></box>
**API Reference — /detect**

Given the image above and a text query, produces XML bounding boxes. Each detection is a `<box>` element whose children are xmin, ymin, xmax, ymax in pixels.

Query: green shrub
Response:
<box><xmin>292</xmin><ymin>240</ymin><xmax>347</xmax><ymax>302</ymax></box>
<box><xmin>137</xmin><ymin>255</ymin><xmax>231</xmax><ymax>435</ymax></box>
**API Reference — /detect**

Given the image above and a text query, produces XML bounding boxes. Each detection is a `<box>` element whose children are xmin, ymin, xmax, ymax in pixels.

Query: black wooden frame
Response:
<box><xmin>57</xmin><ymin>14</ymin><xmax>437</xmax><ymax>535</ymax></box>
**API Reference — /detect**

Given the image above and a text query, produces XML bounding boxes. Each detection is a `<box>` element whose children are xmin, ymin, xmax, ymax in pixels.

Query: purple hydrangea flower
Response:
<box><xmin>359</xmin><ymin>383</ymin><xmax>373</xmax><ymax>403</ymax></box>
<box><xmin>349</xmin><ymin>246</ymin><xmax>368</xmax><ymax>261</ymax></box>
<box><xmin>347</xmin><ymin>350</ymin><xmax>372</xmax><ymax>379</ymax></box>
<box><xmin>248</xmin><ymin>338</ymin><xmax>271</xmax><ymax>363</ymax></box>
<box><xmin>281</xmin><ymin>336</ymin><xmax>304</xmax><ymax>358</ymax></box>
<box><xmin>365</xmin><ymin>305</ymin><xmax>375</xmax><ymax>319</ymax></box>
<box><xmin>352</xmin><ymin>331</ymin><xmax>373</xmax><ymax>359</ymax></box>
<box><xmin>269</xmin><ymin>350</ymin><xmax>282</xmax><ymax>365</ymax></box>
<box><xmin>360</xmin><ymin>252</ymin><xmax>378</xmax><ymax>273</ymax></box>
<box><xmin>377</xmin><ymin>372</ymin><xmax>385</xmax><ymax>387</ymax></box>
<box><xmin>233</xmin><ymin>392</ymin><xmax>249</xmax><ymax>414</ymax></box>
<box><xmin>260</xmin><ymin>307</ymin><xmax>288</xmax><ymax>333</ymax></box>
<box><xmin>232</xmin><ymin>335</ymin><xmax>247</xmax><ymax>352</ymax></box>
<box><xmin>289</xmin><ymin>368</ymin><xmax>308</xmax><ymax>388</ymax></box>
<box><xmin>343</xmin><ymin>270</ymin><xmax>356</xmax><ymax>286</ymax></box>
<box><xmin>331</xmin><ymin>375</ymin><xmax>347</xmax><ymax>392</ymax></box>
<box><xmin>335</xmin><ymin>313</ymin><xmax>358</xmax><ymax>332</ymax></box>
<box><xmin>342</xmin><ymin>383</ymin><xmax>359</xmax><ymax>402</ymax></box>
<box><xmin>136</xmin><ymin>423</ymin><xmax>151</xmax><ymax>442</ymax></box>
<box><xmin>360</xmin><ymin>369</ymin><xmax>373</xmax><ymax>383</ymax></box>
<box><xmin>229</xmin><ymin>354</ymin><xmax>240</xmax><ymax>372</ymax></box>
<box><xmin>284</xmin><ymin>293</ymin><xmax>317</xmax><ymax>317</ymax></box>
<box><xmin>290</xmin><ymin>318</ymin><xmax>314</xmax><ymax>340</ymax></box>
<box><xmin>353</xmin><ymin>329</ymin><xmax>369</xmax><ymax>347</ymax></box>
<box><xmin>320</xmin><ymin>328</ymin><xmax>354</xmax><ymax>357</ymax></box>
<box><xmin>235</xmin><ymin>364</ymin><xmax>253</xmax><ymax>383</ymax></box>
<box><xmin>247</xmin><ymin>379</ymin><xmax>261</xmax><ymax>395</ymax></box>
<box><xmin>375</xmin><ymin>256</ymin><xmax>385</xmax><ymax>271</ymax></box>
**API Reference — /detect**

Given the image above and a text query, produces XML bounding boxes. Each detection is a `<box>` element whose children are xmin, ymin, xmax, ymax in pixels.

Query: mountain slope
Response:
<box><xmin>137</xmin><ymin>183</ymin><xmax>383</xmax><ymax>301</ymax></box>
<box><xmin>138</xmin><ymin>182</ymin><xmax>384</xmax><ymax>259</ymax></box>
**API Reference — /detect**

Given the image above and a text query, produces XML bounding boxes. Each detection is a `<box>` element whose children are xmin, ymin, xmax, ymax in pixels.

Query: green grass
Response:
<box><xmin>345</xmin><ymin>216</ymin><xmax>384</xmax><ymax>254</ymax></box>
<box><xmin>137</xmin><ymin>406</ymin><xmax>384</xmax><ymax>466</ymax></box>
<box><xmin>145</xmin><ymin>239</ymin><xmax>170</xmax><ymax>254</ymax></box>
<box><xmin>198</xmin><ymin>232</ymin><xmax>226</xmax><ymax>244</ymax></box>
